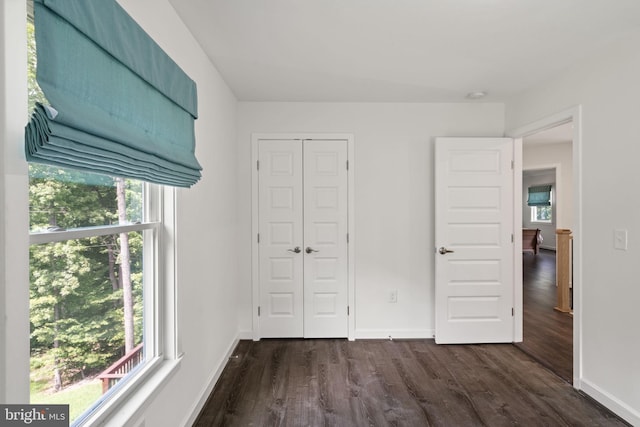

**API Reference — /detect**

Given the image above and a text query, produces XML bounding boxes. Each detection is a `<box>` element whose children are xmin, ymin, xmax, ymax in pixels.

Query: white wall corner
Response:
<box><xmin>181</xmin><ymin>335</ymin><xmax>241</xmax><ymax>426</ymax></box>
<box><xmin>580</xmin><ymin>379</ymin><xmax>640</xmax><ymax>426</ymax></box>
<box><xmin>237</xmin><ymin>330</ymin><xmax>254</xmax><ymax>341</ymax></box>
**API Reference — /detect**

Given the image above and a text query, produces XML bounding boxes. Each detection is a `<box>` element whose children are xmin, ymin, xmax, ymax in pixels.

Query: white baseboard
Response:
<box><xmin>237</xmin><ymin>329</ymin><xmax>253</xmax><ymax>340</ymax></box>
<box><xmin>181</xmin><ymin>335</ymin><xmax>240</xmax><ymax>427</ymax></box>
<box><xmin>580</xmin><ymin>378</ymin><xmax>640</xmax><ymax>426</ymax></box>
<box><xmin>355</xmin><ymin>329</ymin><xmax>435</xmax><ymax>340</ymax></box>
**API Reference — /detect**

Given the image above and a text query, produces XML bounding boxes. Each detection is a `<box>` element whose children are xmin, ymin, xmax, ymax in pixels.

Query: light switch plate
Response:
<box><xmin>614</xmin><ymin>229</ymin><xmax>628</xmax><ymax>250</ymax></box>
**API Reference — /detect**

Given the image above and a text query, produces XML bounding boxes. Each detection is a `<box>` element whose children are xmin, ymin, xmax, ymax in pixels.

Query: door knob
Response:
<box><xmin>438</xmin><ymin>247</ymin><xmax>454</xmax><ymax>255</ymax></box>
<box><xmin>305</xmin><ymin>247</ymin><xmax>319</xmax><ymax>254</ymax></box>
<box><xmin>287</xmin><ymin>246</ymin><xmax>301</xmax><ymax>253</ymax></box>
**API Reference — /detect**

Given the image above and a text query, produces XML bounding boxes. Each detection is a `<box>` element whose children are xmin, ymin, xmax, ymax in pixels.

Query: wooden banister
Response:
<box><xmin>555</xmin><ymin>229</ymin><xmax>572</xmax><ymax>313</ymax></box>
<box><xmin>97</xmin><ymin>343</ymin><xmax>144</xmax><ymax>394</ymax></box>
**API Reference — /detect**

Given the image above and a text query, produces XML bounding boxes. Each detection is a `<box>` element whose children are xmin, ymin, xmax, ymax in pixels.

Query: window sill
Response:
<box><xmin>80</xmin><ymin>355</ymin><xmax>183</xmax><ymax>427</ymax></box>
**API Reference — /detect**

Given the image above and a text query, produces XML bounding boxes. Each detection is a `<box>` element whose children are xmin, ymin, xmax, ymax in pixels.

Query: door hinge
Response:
<box><xmin>347</xmin><ymin>306</ymin><xmax>350</xmax><ymax>316</ymax></box>
<box><xmin>512</xmin><ymin>307</ymin><xmax>514</xmax><ymax>316</ymax></box>
<box><xmin>257</xmin><ymin>160</ymin><xmax>260</xmax><ymax>170</ymax></box>
<box><xmin>257</xmin><ymin>233</ymin><xmax>260</xmax><ymax>243</ymax></box>
<box><xmin>346</xmin><ymin>160</ymin><xmax>349</xmax><ymax>170</ymax></box>
<box><xmin>511</xmin><ymin>233</ymin><xmax>514</xmax><ymax>243</ymax></box>
<box><xmin>258</xmin><ymin>306</ymin><xmax>261</xmax><ymax>316</ymax></box>
<box><xmin>347</xmin><ymin>233</ymin><xmax>349</xmax><ymax>243</ymax></box>
<box><xmin>511</xmin><ymin>160</ymin><xmax>514</xmax><ymax>170</ymax></box>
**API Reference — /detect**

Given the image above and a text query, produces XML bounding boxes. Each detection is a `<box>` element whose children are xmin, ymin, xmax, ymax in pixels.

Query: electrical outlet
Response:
<box><xmin>389</xmin><ymin>290</ymin><xmax>398</xmax><ymax>303</ymax></box>
<box><xmin>614</xmin><ymin>229</ymin><xmax>628</xmax><ymax>250</ymax></box>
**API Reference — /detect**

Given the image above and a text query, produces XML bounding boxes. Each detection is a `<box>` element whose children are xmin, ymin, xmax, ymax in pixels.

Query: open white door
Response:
<box><xmin>435</xmin><ymin>137</ymin><xmax>515</xmax><ymax>344</ymax></box>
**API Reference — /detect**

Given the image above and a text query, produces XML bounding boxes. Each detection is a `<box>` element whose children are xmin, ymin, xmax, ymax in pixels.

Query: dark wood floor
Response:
<box><xmin>516</xmin><ymin>249</ymin><xmax>573</xmax><ymax>383</ymax></box>
<box><xmin>194</xmin><ymin>338</ymin><xmax>627</xmax><ymax>426</ymax></box>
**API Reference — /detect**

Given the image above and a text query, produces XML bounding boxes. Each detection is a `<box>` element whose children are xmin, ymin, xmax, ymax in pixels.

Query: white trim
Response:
<box><xmin>355</xmin><ymin>329</ymin><xmax>435</xmax><ymax>340</ymax></box>
<box><xmin>161</xmin><ymin>187</ymin><xmax>181</xmax><ymax>359</ymax></box>
<box><xmin>346</xmin><ymin>136</ymin><xmax>356</xmax><ymax>341</ymax></box>
<box><xmin>98</xmin><ymin>357</ymin><xmax>182</xmax><ymax>427</ymax></box>
<box><xmin>580</xmin><ymin>379</ymin><xmax>640</xmax><ymax>426</ymax></box>
<box><xmin>76</xmin><ymin>185</ymin><xmax>179</xmax><ymax>426</ymax></box>
<box><xmin>251</xmin><ymin>136</ymin><xmax>260</xmax><ymax>340</ymax></box>
<box><xmin>29</xmin><ymin>222</ymin><xmax>159</xmax><ymax>245</ymax></box>
<box><xmin>251</xmin><ymin>133</ymin><xmax>355</xmax><ymax>341</ymax></box>
<box><xmin>237</xmin><ymin>330</ymin><xmax>254</xmax><ymax>340</ymax></box>
<box><xmin>507</xmin><ymin>105</ymin><xmax>583</xmax><ymax>389</ymax></box>
<box><xmin>513</xmin><ymin>138</ymin><xmax>523</xmax><ymax>342</ymax></box>
<box><xmin>181</xmin><ymin>336</ymin><xmax>240</xmax><ymax>427</ymax></box>
<box><xmin>1</xmin><ymin>0</ymin><xmax>30</xmax><ymax>404</ymax></box>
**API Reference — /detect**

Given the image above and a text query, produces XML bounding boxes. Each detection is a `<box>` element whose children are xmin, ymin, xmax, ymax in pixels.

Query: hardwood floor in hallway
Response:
<box><xmin>194</xmin><ymin>338</ymin><xmax>626</xmax><ymax>426</ymax></box>
<box><xmin>516</xmin><ymin>248</ymin><xmax>573</xmax><ymax>383</ymax></box>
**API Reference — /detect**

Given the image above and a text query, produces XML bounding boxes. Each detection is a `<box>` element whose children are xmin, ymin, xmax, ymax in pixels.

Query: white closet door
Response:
<box><xmin>258</xmin><ymin>140</ymin><xmax>304</xmax><ymax>337</ymax></box>
<box><xmin>257</xmin><ymin>138</ymin><xmax>349</xmax><ymax>338</ymax></box>
<box><xmin>303</xmin><ymin>140</ymin><xmax>348</xmax><ymax>338</ymax></box>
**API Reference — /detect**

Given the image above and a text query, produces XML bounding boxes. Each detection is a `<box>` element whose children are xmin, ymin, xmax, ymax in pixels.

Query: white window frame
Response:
<box><xmin>530</xmin><ymin>189</ymin><xmax>553</xmax><ymax>224</ymax></box>
<box><xmin>28</xmin><ymin>183</ymin><xmax>181</xmax><ymax>426</ymax></box>
<box><xmin>530</xmin><ymin>205</ymin><xmax>553</xmax><ymax>223</ymax></box>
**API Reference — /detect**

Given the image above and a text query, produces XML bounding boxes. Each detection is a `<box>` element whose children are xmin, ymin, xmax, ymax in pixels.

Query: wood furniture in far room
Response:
<box><xmin>523</xmin><ymin>228</ymin><xmax>541</xmax><ymax>254</ymax></box>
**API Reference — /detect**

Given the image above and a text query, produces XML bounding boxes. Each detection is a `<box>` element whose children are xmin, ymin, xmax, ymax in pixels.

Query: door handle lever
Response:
<box><xmin>287</xmin><ymin>246</ymin><xmax>301</xmax><ymax>253</ymax></box>
<box><xmin>305</xmin><ymin>247</ymin><xmax>319</xmax><ymax>254</ymax></box>
<box><xmin>438</xmin><ymin>247</ymin><xmax>454</xmax><ymax>255</ymax></box>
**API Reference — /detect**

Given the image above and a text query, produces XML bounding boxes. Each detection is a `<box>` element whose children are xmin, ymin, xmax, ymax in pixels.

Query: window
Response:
<box><xmin>531</xmin><ymin>204</ymin><xmax>552</xmax><ymax>223</ymax></box>
<box><xmin>527</xmin><ymin>184</ymin><xmax>553</xmax><ymax>223</ymax></box>
<box><xmin>28</xmin><ymin>166</ymin><xmax>162</xmax><ymax>424</ymax></box>
<box><xmin>27</xmin><ymin>13</ymin><xmax>176</xmax><ymax>426</ymax></box>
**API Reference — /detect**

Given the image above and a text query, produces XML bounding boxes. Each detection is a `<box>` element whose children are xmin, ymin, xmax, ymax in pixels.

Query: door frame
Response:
<box><xmin>507</xmin><ymin>105</ymin><xmax>582</xmax><ymax>389</ymax></box>
<box><xmin>251</xmin><ymin>133</ymin><xmax>356</xmax><ymax>341</ymax></box>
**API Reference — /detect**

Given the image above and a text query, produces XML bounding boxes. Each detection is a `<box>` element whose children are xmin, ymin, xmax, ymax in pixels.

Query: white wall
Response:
<box><xmin>0</xmin><ymin>0</ymin><xmax>31</xmax><ymax>404</ymax></box>
<box><xmin>1</xmin><ymin>0</ymin><xmax>240</xmax><ymax>425</ymax></box>
<box><xmin>522</xmin><ymin>170</ymin><xmax>556</xmax><ymax>250</ymax></box>
<box><xmin>117</xmin><ymin>1</ymin><xmax>240</xmax><ymax>426</ymax></box>
<box><xmin>1</xmin><ymin>0</ymin><xmax>7</xmax><ymax>405</ymax></box>
<box><xmin>507</xmin><ymin>29</ymin><xmax>640</xmax><ymax>425</ymax></box>
<box><xmin>237</xmin><ymin>102</ymin><xmax>505</xmax><ymax>338</ymax></box>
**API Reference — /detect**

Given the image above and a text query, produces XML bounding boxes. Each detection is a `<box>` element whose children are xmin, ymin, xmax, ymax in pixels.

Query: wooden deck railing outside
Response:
<box><xmin>97</xmin><ymin>343</ymin><xmax>144</xmax><ymax>394</ymax></box>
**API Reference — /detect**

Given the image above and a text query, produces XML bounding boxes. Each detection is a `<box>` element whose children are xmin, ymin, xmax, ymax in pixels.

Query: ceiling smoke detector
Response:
<box><xmin>466</xmin><ymin>91</ymin><xmax>487</xmax><ymax>100</ymax></box>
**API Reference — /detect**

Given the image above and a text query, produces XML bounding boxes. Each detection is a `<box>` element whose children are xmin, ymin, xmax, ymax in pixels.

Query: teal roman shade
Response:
<box><xmin>527</xmin><ymin>185</ymin><xmax>552</xmax><ymax>207</ymax></box>
<box><xmin>25</xmin><ymin>0</ymin><xmax>202</xmax><ymax>187</ymax></box>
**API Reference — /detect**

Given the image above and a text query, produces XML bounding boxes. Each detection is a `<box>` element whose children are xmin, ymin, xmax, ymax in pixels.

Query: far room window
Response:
<box><xmin>530</xmin><ymin>188</ymin><xmax>553</xmax><ymax>223</ymax></box>
<box><xmin>527</xmin><ymin>184</ymin><xmax>553</xmax><ymax>224</ymax></box>
<box><xmin>531</xmin><ymin>204</ymin><xmax>552</xmax><ymax>223</ymax></box>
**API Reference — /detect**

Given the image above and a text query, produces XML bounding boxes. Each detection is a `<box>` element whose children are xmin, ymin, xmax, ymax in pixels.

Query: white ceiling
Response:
<box><xmin>169</xmin><ymin>0</ymin><xmax>640</xmax><ymax>102</ymax></box>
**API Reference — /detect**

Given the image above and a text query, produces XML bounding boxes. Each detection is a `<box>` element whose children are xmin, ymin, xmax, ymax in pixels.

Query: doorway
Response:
<box><xmin>251</xmin><ymin>134</ymin><xmax>355</xmax><ymax>340</ymax></box>
<box><xmin>510</xmin><ymin>114</ymin><xmax>579</xmax><ymax>385</ymax></box>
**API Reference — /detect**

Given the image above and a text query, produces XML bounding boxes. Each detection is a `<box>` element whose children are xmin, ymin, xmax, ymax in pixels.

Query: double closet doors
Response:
<box><xmin>257</xmin><ymin>138</ymin><xmax>349</xmax><ymax>338</ymax></box>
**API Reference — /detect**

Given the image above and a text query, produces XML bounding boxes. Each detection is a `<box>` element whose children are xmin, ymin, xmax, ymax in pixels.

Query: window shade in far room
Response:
<box><xmin>527</xmin><ymin>185</ymin><xmax>552</xmax><ymax>206</ymax></box>
<box><xmin>25</xmin><ymin>0</ymin><xmax>202</xmax><ymax>187</ymax></box>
